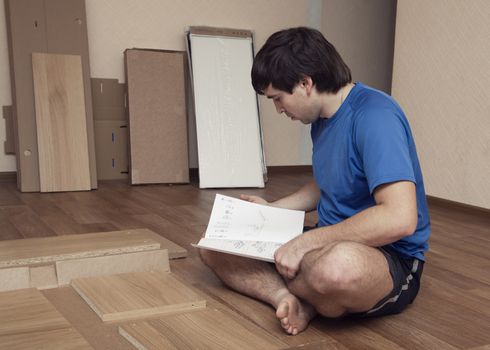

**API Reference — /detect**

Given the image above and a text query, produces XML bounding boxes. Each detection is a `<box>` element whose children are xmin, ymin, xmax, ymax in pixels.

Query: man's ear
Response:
<box><xmin>300</xmin><ymin>76</ymin><xmax>314</xmax><ymax>95</ymax></box>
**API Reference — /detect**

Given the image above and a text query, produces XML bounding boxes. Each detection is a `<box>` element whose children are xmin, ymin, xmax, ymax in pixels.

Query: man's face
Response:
<box><xmin>264</xmin><ymin>83</ymin><xmax>320</xmax><ymax>124</ymax></box>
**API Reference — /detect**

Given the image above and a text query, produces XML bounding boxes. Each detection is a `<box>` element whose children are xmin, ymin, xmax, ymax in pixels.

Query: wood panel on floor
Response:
<box><xmin>56</xmin><ymin>249</ymin><xmax>170</xmax><ymax>285</ymax></box>
<box><xmin>0</xmin><ymin>327</ymin><xmax>93</xmax><ymax>350</ymax></box>
<box><xmin>0</xmin><ymin>288</ymin><xmax>69</xmax><ymax>336</ymax></box>
<box><xmin>0</xmin><ymin>266</ymin><xmax>30</xmax><ymax>291</ymax></box>
<box><xmin>119</xmin><ymin>307</ymin><xmax>289</xmax><ymax>350</ymax></box>
<box><xmin>32</xmin><ymin>52</ymin><xmax>91</xmax><ymax>192</ymax></box>
<box><xmin>0</xmin><ymin>229</ymin><xmax>161</xmax><ymax>268</ymax></box>
<box><xmin>71</xmin><ymin>270</ymin><xmax>206</xmax><ymax>322</ymax></box>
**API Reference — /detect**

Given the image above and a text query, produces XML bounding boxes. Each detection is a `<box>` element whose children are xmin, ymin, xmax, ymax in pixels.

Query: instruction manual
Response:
<box><xmin>193</xmin><ymin>194</ymin><xmax>305</xmax><ymax>262</ymax></box>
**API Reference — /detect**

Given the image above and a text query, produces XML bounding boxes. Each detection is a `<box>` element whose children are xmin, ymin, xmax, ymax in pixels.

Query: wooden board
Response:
<box><xmin>0</xmin><ymin>288</ymin><xmax>69</xmax><ymax>336</ymax></box>
<box><xmin>0</xmin><ymin>327</ymin><xmax>93</xmax><ymax>350</ymax></box>
<box><xmin>30</xmin><ymin>264</ymin><xmax>58</xmax><ymax>289</ymax></box>
<box><xmin>0</xmin><ymin>266</ymin><xmax>30</xmax><ymax>291</ymax></box>
<box><xmin>0</xmin><ymin>229</ymin><xmax>161</xmax><ymax>268</ymax></box>
<box><xmin>56</xmin><ymin>249</ymin><xmax>170</xmax><ymax>285</ymax></box>
<box><xmin>32</xmin><ymin>52</ymin><xmax>91</xmax><ymax>192</ymax></box>
<box><xmin>125</xmin><ymin>49</ymin><xmax>189</xmax><ymax>185</ymax></box>
<box><xmin>118</xmin><ymin>308</ymin><xmax>288</xmax><ymax>350</ymax></box>
<box><xmin>147</xmin><ymin>232</ymin><xmax>187</xmax><ymax>259</ymax></box>
<box><xmin>71</xmin><ymin>270</ymin><xmax>206</xmax><ymax>322</ymax></box>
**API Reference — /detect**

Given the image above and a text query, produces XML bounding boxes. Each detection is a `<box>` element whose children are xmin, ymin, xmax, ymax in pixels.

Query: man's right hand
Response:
<box><xmin>240</xmin><ymin>194</ymin><xmax>269</xmax><ymax>206</ymax></box>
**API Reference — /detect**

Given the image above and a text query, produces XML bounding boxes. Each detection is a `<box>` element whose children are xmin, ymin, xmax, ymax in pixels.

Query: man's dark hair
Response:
<box><xmin>252</xmin><ymin>27</ymin><xmax>352</xmax><ymax>95</ymax></box>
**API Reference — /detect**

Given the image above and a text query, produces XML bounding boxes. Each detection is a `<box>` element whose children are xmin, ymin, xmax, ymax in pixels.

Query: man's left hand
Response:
<box><xmin>274</xmin><ymin>237</ymin><xmax>308</xmax><ymax>279</ymax></box>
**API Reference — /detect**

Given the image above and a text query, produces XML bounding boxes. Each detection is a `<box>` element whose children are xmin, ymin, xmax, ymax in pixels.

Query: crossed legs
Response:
<box><xmin>199</xmin><ymin>241</ymin><xmax>393</xmax><ymax>335</ymax></box>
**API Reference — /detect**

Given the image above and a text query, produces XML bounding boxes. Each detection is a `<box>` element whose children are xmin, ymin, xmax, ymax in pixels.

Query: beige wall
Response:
<box><xmin>321</xmin><ymin>0</ymin><xmax>397</xmax><ymax>94</ymax></box>
<box><xmin>0</xmin><ymin>0</ymin><xmax>396</xmax><ymax>171</ymax></box>
<box><xmin>392</xmin><ymin>0</ymin><xmax>490</xmax><ymax>209</ymax></box>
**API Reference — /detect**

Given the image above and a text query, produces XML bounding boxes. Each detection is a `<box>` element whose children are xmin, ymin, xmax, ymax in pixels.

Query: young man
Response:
<box><xmin>199</xmin><ymin>27</ymin><xmax>430</xmax><ymax>336</ymax></box>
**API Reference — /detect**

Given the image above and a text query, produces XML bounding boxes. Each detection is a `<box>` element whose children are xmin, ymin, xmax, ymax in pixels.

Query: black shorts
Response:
<box><xmin>351</xmin><ymin>246</ymin><xmax>424</xmax><ymax>317</ymax></box>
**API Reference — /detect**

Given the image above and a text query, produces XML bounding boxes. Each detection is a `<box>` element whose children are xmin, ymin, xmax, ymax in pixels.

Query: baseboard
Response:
<box><xmin>189</xmin><ymin>165</ymin><xmax>313</xmax><ymax>179</ymax></box>
<box><xmin>0</xmin><ymin>171</ymin><xmax>16</xmax><ymax>183</ymax></box>
<box><xmin>427</xmin><ymin>195</ymin><xmax>490</xmax><ymax>217</ymax></box>
<box><xmin>266</xmin><ymin>165</ymin><xmax>312</xmax><ymax>174</ymax></box>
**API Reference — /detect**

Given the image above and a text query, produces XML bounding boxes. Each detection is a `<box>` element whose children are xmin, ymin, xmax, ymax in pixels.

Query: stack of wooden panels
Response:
<box><xmin>0</xmin><ymin>228</ymin><xmax>187</xmax><ymax>291</ymax></box>
<box><xmin>5</xmin><ymin>0</ymin><xmax>97</xmax><ymax>193</ymax></box>
<box><xmin>0</xmin><ymin>288</ymin><xmax>93</xmax><ymax>349</ymax></box>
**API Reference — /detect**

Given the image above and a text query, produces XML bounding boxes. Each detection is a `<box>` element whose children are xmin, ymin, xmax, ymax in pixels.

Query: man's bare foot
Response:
<box><xmin>274</xmin><ymin>291</ymin><xmax>316</xmax><ymax>335</ymax></box>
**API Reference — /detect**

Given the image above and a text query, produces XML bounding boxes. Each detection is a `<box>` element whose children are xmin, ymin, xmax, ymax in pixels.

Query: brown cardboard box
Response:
<box><xmin>91</xmin><ymin>78</ymin><xmax>127</xmax><ymax>121</ymax></box>
<box><xmin>94</xmin><ymin>120</ymin><xmax>129</xmax><ymax>180</ymax></box>
<box><xmin>125</xmin><ymin>49</ymin><xmax>189</xmax><ymax>185</ymax></box>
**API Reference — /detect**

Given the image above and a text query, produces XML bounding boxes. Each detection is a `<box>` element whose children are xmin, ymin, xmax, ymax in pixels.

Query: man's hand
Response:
<box><xmin>274</xmin><ymin>237</ymin><xmax>308</xmax><ymax>280</ymax></box>
<box><xmin>240</xmin><ymin>194</ymin><xmax>269</xmax><ymax>206</ymax></box>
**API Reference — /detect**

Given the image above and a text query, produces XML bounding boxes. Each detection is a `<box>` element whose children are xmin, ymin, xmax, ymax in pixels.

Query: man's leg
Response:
<box><xmin>199</xmin><ymin>249</ymin><xmax>316</xmax><ymax>334</ymax></box>
<box><xmin>280</xmin><ymin>241</ymin><xmax>393</xmax><ymax>332</ymax></box>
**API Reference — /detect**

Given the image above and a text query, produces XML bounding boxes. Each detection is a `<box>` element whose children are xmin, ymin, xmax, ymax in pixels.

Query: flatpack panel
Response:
<box><xmin>0</xmin><ymin>229</ymin><xmax>161</xmax><ymax>268</ymax></box>
<box><xmin>188</xmin><ymin>32</ymin><xmax>265</xmax><ymax>188</ymax></box>
<box><xmin>45</xmin><ymin>0</ymin><xmax>97</xmax><ymax>188</ymax></box>
<box><xmin>32</xmin><ymin>53</ymin><xmax>91</xmax><ymax>192</ymax></box>
<box><xmin>125</xmin><ymin>49</ymin><xmax>189</xmax><ymax>185</ymax></box>
<box><xmin>71</xmin><ymin>270</ymin><xmax>206</xmax><ymax>322</ymax></box>
<box><xmin>5</xmin><ymin>0</ymin><xmax>48</xmax><ymax>191</ymax></box>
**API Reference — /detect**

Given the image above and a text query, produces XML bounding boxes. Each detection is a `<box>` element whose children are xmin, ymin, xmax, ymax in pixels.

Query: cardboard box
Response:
<box><xmin>94</xmin><ymin>120</ymin><xmax>129</xmax><ymax>180</ymax></box>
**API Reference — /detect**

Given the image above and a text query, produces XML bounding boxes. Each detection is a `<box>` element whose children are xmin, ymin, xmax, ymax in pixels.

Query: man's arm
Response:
<box><xmin>241</xmin><ymin>178</ymin><xmax>320</xmax><ymax>212</ymax></box>
<box><xmin>274</xmin><ymin>180</ymin><xmax>418</xmax><ymax>279</ymax></box>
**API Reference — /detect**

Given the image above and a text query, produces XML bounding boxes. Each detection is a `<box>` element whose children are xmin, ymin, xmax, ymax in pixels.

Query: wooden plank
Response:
<box><xmin>0</xmin><ymin>288</ymin><xmax>69</xmax><ymax>336</ymax></box>
<box><xmin>71</xmin><ymin>270</ymin><xmax>206</xmax><ymax>322</ymax></box>
<box><xmin>143</xmin><ymin>231</ymin><xmax>187</xmax><ymax>259</ymax></box>
<box><xmin>125</xmin><ymin>49</ymin><xmax>189</xmax><ymax>185</ymax></box>
<box><xmin>0</xmin><ymin>229</ymin><xmax>161</xmax><ymax>268</ymax></box>
<box><xmin>42</xmin><ymin>286</ymin><xmax>136</xmax><ymax>350</ymax></box>
<box><xmin>56</xmin><ymin>249</ymin><xmax>170</xmax><ymax>286</ymax></box>
<box><xmin>0</xmin><ymin>267</ymin><xmax>30</xmax><ymax>292</ymax></box>
<box><xmin>30</xmin><ymin>264</ymin><xmax>58</xmax><ymax>290</ymax></box>
<box><xmin>118</xmin><ymin>308</ymin><xmax>288</xmax><ymax>350</ymax></box>
<box><xmin>0</xmin><ymin>327</ymin><xmax>93</xmax><ymax>350</ymax></box>
<box><xmin>32</xmin><ymin>52</ymin><xmax>91</xmax><ymax>192</ymax></box>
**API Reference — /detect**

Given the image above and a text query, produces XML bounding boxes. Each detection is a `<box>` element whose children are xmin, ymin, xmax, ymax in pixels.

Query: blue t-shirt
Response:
<box><xmin>311</xmin><ymin>82</ymin><xmax>430</xmax><ymax>261</ymax></box>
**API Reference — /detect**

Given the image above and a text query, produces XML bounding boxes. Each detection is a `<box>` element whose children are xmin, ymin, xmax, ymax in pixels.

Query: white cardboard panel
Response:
<box><xmin>189</xmin><ymin>34</ymin><xmax>265</xmax><ymax>188</ymax></box>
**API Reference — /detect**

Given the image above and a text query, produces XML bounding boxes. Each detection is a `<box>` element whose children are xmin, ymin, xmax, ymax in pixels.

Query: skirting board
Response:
<box><xmin>71</xmin><ymin>270</ymin><xmax>206</xmax><ymax>322</ymax></box>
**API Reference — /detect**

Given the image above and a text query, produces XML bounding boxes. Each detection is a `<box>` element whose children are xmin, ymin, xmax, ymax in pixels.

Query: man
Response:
<box><xmin>199</xmin><ymin>27</ymin><xmax>430</xmax><ymax>336</ymax></box>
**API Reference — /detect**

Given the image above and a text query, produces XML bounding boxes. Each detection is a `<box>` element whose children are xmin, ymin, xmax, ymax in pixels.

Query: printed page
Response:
<box><xmin>193</xmin><ymin>238</ymin><xmax>282</xmax><ymax>262</ymax></box>
<box><xmin>204</xmin><ymin>194</ymin><xmax>305</xmax><ymax>243</ymax></box>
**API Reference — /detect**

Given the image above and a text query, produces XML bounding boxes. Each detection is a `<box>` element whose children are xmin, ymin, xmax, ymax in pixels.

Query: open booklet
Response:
<box><xmin>193</xmin><ymin>194</ymin><xmax>305</xmax><ymax>262</ymax></box>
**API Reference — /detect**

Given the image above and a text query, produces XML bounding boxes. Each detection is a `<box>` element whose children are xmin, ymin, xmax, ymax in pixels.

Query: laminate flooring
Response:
<box><xmin>0</xmin><ymin>170</ymin><xmax>489</xmax><ymax>349</ymax></box>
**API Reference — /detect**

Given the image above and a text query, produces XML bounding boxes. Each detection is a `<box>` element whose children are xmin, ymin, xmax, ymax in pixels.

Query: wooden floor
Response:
<box><xmin>0</xmin><ymin>170</ymin><xmax>489</xmax><ymax>349</ymax></box>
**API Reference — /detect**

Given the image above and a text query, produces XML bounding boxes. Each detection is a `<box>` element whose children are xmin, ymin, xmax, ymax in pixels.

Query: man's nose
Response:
<box><xmin>274</xmin><ymin>101</ymin><xmax>284</xmax><ymax>114</ymax></box>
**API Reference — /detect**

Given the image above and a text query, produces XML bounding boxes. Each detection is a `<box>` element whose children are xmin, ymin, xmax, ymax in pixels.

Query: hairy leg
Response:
<box><xmin>287</xmin><ymin>241</ymin><xmax>393</xmax><ymax>318</ymax></box>
<box><xmin>199</xmin><ymin>249</ymin><xmax>316</xmax><ymax>335</ymax></box>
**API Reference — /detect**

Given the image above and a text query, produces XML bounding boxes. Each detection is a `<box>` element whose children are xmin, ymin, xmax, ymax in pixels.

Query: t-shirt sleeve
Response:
<box><xmin>354</xmin><ymin>108</ymin><xmax>415</xmax><ymax>194</ymax></box>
